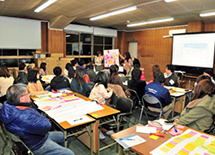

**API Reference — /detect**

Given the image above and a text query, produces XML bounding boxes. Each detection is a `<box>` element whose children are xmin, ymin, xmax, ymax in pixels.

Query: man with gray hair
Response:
<box><xmin>145</xmin><ymin>71</ymin><xmax>173</xmax><ymax>119</ymax></box>
<box><xmin>0</xmin><ymin>83</ymin><xmax>74</xmax><ymax>155</ymax></box>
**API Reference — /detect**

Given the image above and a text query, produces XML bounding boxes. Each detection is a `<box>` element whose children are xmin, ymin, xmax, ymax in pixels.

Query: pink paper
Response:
<box><xmin>182</xmin><ymin>148</ymin><xmax>190</xmax><ymax>153</ymax></box>
<box><xmin>176</xmin><ymin>124</ymin><xmax>184</xmax><ymax>129</ymax></box>
<box><xmin>188</xmin><ymin>131</ymin><xmax>198</xmax><ymax>135</ymax></box>
<box><xmin>169</xmin><ymin>128</ymin><xmax>183</xmax><ymax>136</ymax></box>
<box><xmin>170</xmin><ymin>141</ymin><xmax>178</xmax><ymax>145</ymax></box>
<box><xmin>200</xmin><ymin>135</ymin><xmax>209</xmax><ymax>139</ymax></box>
<box><xmin>175</xmin><ymin>137</ymin><xmax>183</xmax><ymax>141</ymax></box>
<box><xmin>204</xmin><ymin>153</ymin><xmax>211</xmax><ymax>155</ymax></box>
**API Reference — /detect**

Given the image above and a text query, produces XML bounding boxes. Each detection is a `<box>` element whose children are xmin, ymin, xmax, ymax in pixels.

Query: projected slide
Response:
<box><xmin>172</xmin><ymin>33</ymin><xmax>215</xmax><ymax>68</ymax></box>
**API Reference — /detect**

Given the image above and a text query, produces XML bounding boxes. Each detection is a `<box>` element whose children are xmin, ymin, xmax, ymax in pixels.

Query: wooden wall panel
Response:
<box><xmin>48</xmin><ymin>29</ymin><xmax>64</xmax><ymax>54</ymax></box>
<box><xmin>187</xmin><ymin>21</ymin><xmax>204</xmax><ymax>33</ymax></box>
<box><xmin>41</xmin><ymin>22</ymin><xmax>48</xmax><ymax>52</ymax></box>
<box><xmin>204</xmin><ymin>22</ymin><xmax>215</xmax><ymax>32</ymax></box>
<box><xmin>117</xmin><ymin>26</ymin><xmax>187</xmax><ymax>80</ymax></box>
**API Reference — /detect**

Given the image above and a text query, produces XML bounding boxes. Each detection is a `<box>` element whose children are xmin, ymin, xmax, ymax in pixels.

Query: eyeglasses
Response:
<box><xmin>20</xmin><ymin>91</ymin><xmax>31</xmax><ymax>97</ymax></box>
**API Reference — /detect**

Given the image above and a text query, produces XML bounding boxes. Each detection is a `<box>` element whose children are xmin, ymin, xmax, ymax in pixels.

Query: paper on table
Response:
<box><xmin>66</xmin><ymin>115</ymin><xmax>92</xmax><ymax>126</ymax></box>
<box><xmin>157</xmin><ymin>119</ymin><xmax>175</xmax><ymax>131</ymax></box>
<box><xmin>136</xmin><ymin>126</ymin><xmax>156</xmax><ymax>134</ymax></box>
<box><xmin>171</xmin><ymin>92</ymin><xmax>185</xmax><ymax>97</ymax></box>
<box><xmin>115</xmin><ymin>134</ymin><xmax>146</xmax><ymax>149</ymax></box>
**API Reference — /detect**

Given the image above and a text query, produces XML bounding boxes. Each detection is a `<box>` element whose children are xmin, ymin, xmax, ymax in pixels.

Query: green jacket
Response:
<box><xmin>177</xmin><ymin>95</ymin><xmax>215</xmax><ymax>132</ymax></box>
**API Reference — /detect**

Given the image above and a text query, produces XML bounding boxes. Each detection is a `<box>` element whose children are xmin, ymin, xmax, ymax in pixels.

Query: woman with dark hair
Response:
<box><xmin>119</xmin><ymin>52</ymin><xmax>133</xmax><ymax>74</ymax></box>
<box><xmin>40</xmin><ymin>62</ymin><xmax>48</xmax><ymax>76</ymax></box>
<box><xmin>0</xmin><ymin>67</ymin><xmax>14</xmax><ymax>103</ymax></box>
<box><xmin>70</xmin><ymin>68</ymin><xmax>91</xmax><ymax>97</ymax></box>
<box><xmin>27</xmin><ymin>70</ymin><xmax>49</xmax><ymax>96</ymax></box>
<box><xmin>89</xmin><ymin>72</ymin><xmax>113</xmax><ymax>105</ymax></box>
<box><xmin>95</xmin><ymin>51</ymin><xmax>103</xmax><ymax>72</ymax></box>
<box><xmin>108</xmin><ymin>65</ymin><xmax>129</xmax><ymax>96</ymax></box>
<box><xmin>128</xmin><ymin>68</ymin><xmax>146</xmax><ymax>106</ymax></box>
<box><xmin>68</xmin><ymin>60</ymin><xmax>78</xmax><ymax>79</ymax></box>
<box><xmin>147</xmin><ymin>65</ymin><xmax>160</xmax><ymax>83</ymax></box>
<box><xmin>64</xmin><ymin>63</ymin><xmax>71</xmax><ymax>77</ymax></box>
<box><xmin>132</xmin><ymin>58</ymin><xmax>146</xmax><ymax>81</ymax></box>
<box><xmin>177</xmin><ymin>79</ymin><xmax>215</xmax><ymax>132</ymax></box>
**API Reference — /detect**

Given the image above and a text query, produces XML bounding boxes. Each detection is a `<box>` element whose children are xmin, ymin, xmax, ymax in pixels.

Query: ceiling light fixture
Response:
<box><xmin>164</xmin><ymin>0</ymin><xmax>177</xmax><ymax>2</ymax></box>
<box><xmin>200</xmin><ymin>11</ymin><xmax>215</xmax><ymax>17</ymax></box>
<box><xmin>127</xmin><ymin>17</ymin><xmax>174</xmax><ymax>27</ymax></box>
<box><xmin>90</xmin><ymin>6</ymin><xmax>137</xmax><ymax>21</ymax></box>
<box><xmin>34</xmin><ymin>0</ymin><xmax>57</xmax><ymax>13</ymax></box>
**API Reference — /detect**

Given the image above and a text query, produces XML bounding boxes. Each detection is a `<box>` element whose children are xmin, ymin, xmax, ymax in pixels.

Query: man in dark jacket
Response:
<box><xmin>14</xmin><ymin>63</ymin><xmax>28</xmax><ymax>84</ymax></box>
<box><xmin>51</xmin><ymin>67</ymin><xmax>70</xmax><ymax>90</ymax></box>
<box><xmin>0</xmin><ymin>83</ymin><xmax>74</xmax><ymax>154</ymax></box>
<box><xmin>145</xmin><ymin>71</ymin><xmax>173</xmax><ymax>119</ymax></box>
<box><xmin>86</xmin><ymin>65</ymin><xmax>96</xmax><ymax>82</ymax></box>
<box><xmin>164</xmin><ymin>64</ymin><xmax>179</xmax><ymax>87</ymax></box>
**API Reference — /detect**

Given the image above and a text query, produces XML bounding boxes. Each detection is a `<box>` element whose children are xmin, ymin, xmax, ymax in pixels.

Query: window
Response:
<box><xmin>65</xmin><ymin>33</ymin><xmax>114</xmax><ymax>62</ymax></box>
<box><xmin>0</xmin><ymin>49</ymin><xmax>36</xmax><ymax>67</ymax></box>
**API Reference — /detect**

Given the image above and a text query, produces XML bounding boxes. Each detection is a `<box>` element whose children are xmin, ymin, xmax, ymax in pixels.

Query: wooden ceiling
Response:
<box><xmin>0</xmin><ymin>0</ymin><xmax>215</xmax><ymax>30</ymax></box>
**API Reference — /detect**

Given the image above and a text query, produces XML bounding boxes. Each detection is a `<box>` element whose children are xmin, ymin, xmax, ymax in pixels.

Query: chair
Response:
<box><xmin>87</xmin><ymin>82</ymin><xmax>94</xmax><ymax>90</ymax></box>
<box><xmin>103</xmin><ymin>97</ymin><xmax>133</xmax><ymax>130</ymax></box>
<box><xmin>0</xmin><ymin>121</ymin><xmax>35</xmax><ymax>155</ymax></box>
<box><xmin>139</xmin><ymin>94</ymin><xmax>164</xmax><ymax>123</ymax></box>
<box><xmin>127</xmin><ymin>88</ymin><xmax>142</xmax><ymax>108</ymax></box>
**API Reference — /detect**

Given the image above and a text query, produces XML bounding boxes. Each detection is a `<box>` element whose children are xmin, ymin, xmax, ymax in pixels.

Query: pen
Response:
<box><xmin>174</xmin><ymin>125</ymin><xmax>178</xmax><ymax>133</ymax></box>
<box><xmin>150</xmin><ymin>133</ymin><xmax>165</xmax><ymax>137</ymax></box>
<box><xmin>119</xmin><ymin>138</ymin><xmax>135</xmax><ymax>141</ymax></box>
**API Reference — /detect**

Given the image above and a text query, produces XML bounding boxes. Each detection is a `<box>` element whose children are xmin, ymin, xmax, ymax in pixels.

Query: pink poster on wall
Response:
<box><xmin>104</xmin><ymin>49</ymin><xmax>119</xmax><ymax>67</ymax></box>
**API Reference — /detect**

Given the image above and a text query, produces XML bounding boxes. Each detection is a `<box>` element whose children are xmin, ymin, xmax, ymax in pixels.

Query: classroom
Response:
<box><xmin>0</xmin><ymin>0</ymin><xmax>215</xmax><ymax>155</ymax></box>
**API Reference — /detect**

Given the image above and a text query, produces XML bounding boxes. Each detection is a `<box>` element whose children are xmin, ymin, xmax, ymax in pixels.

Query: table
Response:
<box><xmin>169</xmin><ymin>88</ymin><xmax>192</xmax><ymax>117</ymax></box>
<box><xmin>111</xmin><ymin>124</ymin><xmax>171</xmax><ymax>155</ymax></box>
<box><xmin>78</xmin><ymin>105</ymin><xmax>120</xmax><ymax>154</ymax></box>
<box><xmin>32</xmin><ymin>92</ymin><xmax>96</xmax><ymax>155</ymax></box>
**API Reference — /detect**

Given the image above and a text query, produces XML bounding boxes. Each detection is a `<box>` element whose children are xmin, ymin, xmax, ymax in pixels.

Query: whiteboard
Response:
<box><xmin>0</xmin><ymin>16</ymin><xmax>41</xmax><ymax>49</ymax></box>
<box><xmin>172</xmin><ymin>33</ymin><xmax>215</xmax><ymax>68</ymax></box>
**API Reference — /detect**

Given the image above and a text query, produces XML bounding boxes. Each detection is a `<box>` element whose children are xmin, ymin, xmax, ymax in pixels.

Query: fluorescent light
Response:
<box><xmin>34</xmin><ymin>0</ymin><xmax>57</xmax><ymax>13</ymax></box>
<box><xmin>90</xmin><ymin>6</ymin><xmax>137</xmax><ymax>21</ymax></box>
<box><xmin>127</xmin><ymin>17</ymin><xmax>174</xmax><ymax>27</ymax></box>
<box><xmin>164</xmin><ymin>0</ymin><xmax>177</xmax><ymax>2</ymax></box>
<box><xmin>200</xmin><ymin>11</ymin><xmax>215</xmax><ymax>17</ymax></box>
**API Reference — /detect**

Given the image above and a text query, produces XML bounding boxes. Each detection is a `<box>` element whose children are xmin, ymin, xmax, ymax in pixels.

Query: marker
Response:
<box><xmin>119</xmin><ymin>138</ymin><xmax>135</xmax><ymax>141</ymax></box>
<box><xmin>174</xmin><ymin>125</ymin><xmax>178</xmax><ymax>133</ymax></box>
<box><xmin>150</xmin><ymin>133</ymin><xmax>165</xmax><ymax>137</ymax></box>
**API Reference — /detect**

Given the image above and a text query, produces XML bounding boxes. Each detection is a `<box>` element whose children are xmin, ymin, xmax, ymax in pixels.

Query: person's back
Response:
<box><xmin>177</xmin><ymin>80</ymin><xmax>215</xmax><ymax>132</ymax></box>
<box><xmin>15</xmin><ymin>63</ymin><xmax>28</xmax><ymax>85</ymax></box>
<box><xmin>86</xmin><ymin>65</ymin><xmax>96</xmax><ymax>82</ymax></box>
<box><xmin>51</xmin><ymin>67</ymin><xmax>70</xmax><ymax>90</ymax></box>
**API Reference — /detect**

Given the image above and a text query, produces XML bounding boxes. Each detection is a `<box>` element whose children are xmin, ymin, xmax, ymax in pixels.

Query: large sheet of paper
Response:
<box><xmin>34</xmin><ymin>95</ymin><xmax>104</xmax><ymax>126</ymax></box>
<box><xmin>104</xmin><ymin>49</ymin><xmax>119</xmax><ymax>67</ymax></box>
<box><xmin>150</xmin><ymin>129</ymin><xmax>215</xmax><ymax>155</ymax></box>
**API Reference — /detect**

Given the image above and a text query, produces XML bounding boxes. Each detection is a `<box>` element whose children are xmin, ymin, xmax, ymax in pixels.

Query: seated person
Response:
<box><xmin>86</xmin><ymin>65</ymin><xmax>96</xmax><ymax>82</ymax></box>
<box><xmin>40</xmin><ymin>62</ymin><xmax>49</xmax><ymax>76</ymax></box>
<box><xmin>128</xmin><ymin>67</ymin><xmax>146</xmax><ymax>106</ymax></box>
<box><xmin>0</xmin><ymin>83</ymin><xmax>74</xmax><ymax>155</ymax></box>
<box><xmin>147</xmin><ymin>65</ymin><xmax>160</xmax><ymax>84</ymax></box>
<box><xmin>177</xmin><ymin>79</ymin><xmax>215</xmax><ymax>132</ymax></box>
<box><xmin>164</xmin><ymin>64</ymin><xmax>179</xmax><ymax>87</ymax></box>
<box><xmin>14</xmin><ymin>63</ymin><xmax>28</xmax><ymax>85</ymax></box>
<box><xmin>68</xmin><ymin>60</ymin><xmax>78</xmax><ymax>79</ymax></box>
<box><xmin>132</xmin><ymin>58</ymin><xmax>145</xmax><ymax>81</ymax></box>
<box><xmin>77</xmin><ymin>59</ymin><xmax>86</xmax><ymax>69</ymax></box>
<box><xmin>50</xmin><ymin>67</ymin><xmax>70</xmax><ymax>90</ymax></box>
<box><xmin>64</xmin><ymin>63</ymin><xmax>71</xmax><ymax>77</ymax></box>
<box><xmin>0</xmin><ymin>67</ymin><xmax>14</xmax><ymax>103</ymax></box>
<box><xmin>70</xmin><ymin>68</ymin><xmax>91</xmax><ymax>97</ymax></box>
<box><xmin>27</xmin><ymin>70</ymin><xmax>49</xmax><ymax>96</ymax></box>
<box><xmin>108</xmin><ymin>65</ymin><xmax>130</xmax><ymax>96</ymax></box>
<box><xmin>203</xmin><ymin>69</ymin><xmax>215</xmax><ymax>84</ymax></box>
<box><xmin>89</xmin><ymin>71</ymin><xmax>113</xmax><ymax>105</ymax></box>
<box><xmin>145</xmin><ymin>71</ymin><xmax>173</xmax><ymax>119</ymax></box>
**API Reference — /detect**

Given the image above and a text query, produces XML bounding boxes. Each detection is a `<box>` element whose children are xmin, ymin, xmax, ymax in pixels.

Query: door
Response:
<box><xmin>128</xmin><ymin>41</ymin><xmax>138</xmax><ymax>59</ymax></box>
